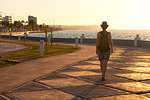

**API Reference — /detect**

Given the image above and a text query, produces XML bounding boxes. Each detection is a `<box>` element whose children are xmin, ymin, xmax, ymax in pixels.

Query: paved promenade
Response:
<box><xmin>1</xmin><ymin>43</ymin><xmax>150</xmax><ymax>99</ymax></box>
<box><xmin>0</xmin><ymin>42</ymin><xmax>29</xmax><ymax>64</ymax></box>
<box><xmin>0</xmin><ymin>43</ymin><xmax>96</xmax><ymax>93</ymax></box>
<box><xmin>0</xmin><ymin>42</ymin><xmax>29</xmax><ymax>54</ymax></box>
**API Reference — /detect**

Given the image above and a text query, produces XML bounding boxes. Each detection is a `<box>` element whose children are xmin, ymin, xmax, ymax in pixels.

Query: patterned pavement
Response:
<box><xmin>1</xmin><ymin>46</ymin><xmax>150</xmax><ymax>100</ymax></box>
<box><xmin>0</xmin><ymin>42</ymin><xmax>29</xmax><ymax>54</ymax></box>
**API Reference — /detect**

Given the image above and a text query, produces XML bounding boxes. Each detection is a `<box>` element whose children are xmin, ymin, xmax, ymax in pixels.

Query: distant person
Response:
<box><xmin>9</xmin><ymin>33</ymin><xmax>12</xmax><ymax>38</ymax></box>
<box><xmin>136</xmin><ymin>34</ymin><xmax>141</xmax><ymax>40</ymax></box>
<box><xmin>96</xmin><ymin>21</ymin><xmax>114</xmax><ymax>81</ymax></box>
<box><xmin>24</xmin><ymin>32</ymin><xmax>27</xmax><ymax>42</ymax></box>
<box><xmin>80</xmin><ymin>34</ymin><xmax>85</xmax><ymax>39</ymax></box>
<box><xmin>80</xmin><ymin>34</ymin><xmax>85</xmax><ymax>43</ymax></box>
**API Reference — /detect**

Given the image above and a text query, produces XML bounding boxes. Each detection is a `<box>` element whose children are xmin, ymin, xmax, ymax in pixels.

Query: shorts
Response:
<box><xmin>98</xmin><ymin>51</ymin><xmax>110</xmax><ymax>61</ymax></box>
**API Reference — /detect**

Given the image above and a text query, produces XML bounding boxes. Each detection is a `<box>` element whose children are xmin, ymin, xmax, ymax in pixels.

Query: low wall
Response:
<box><xmin>138</xmin><ymin>40</ymin><xmax>150</xmax><ymax>48</ymax></box>
<box><xmin>0</xmin><ymin>31</ymin><xmax>41</xmax><ymax>35</ymax></box>
<box><xmin>1</xmin><ymin>35</ymin><xmax>150</xmax><ymax>48</ymax></box>
<box><xmin>0</xmin><ymin>32</ymin><xmax>26</xmax><ymax>35</ymax></box>
<box><xmin>83</xmin><ymin>39</ymin><xmax>134</xmax><ymax>46</ymax></box>
<box><xmin>113</xmin><ymin>39</ymin><xmax>134</xmax><ymax>46</ymax></box>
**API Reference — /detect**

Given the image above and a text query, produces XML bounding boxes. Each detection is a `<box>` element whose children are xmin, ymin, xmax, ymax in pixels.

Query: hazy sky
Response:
<box><xmin>1</xmin><ymin>0</ymin><xmax>150</xmax><ymax>29</ymax></box>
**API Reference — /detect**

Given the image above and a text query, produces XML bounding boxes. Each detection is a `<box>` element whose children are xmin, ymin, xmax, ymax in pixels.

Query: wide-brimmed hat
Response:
<box><xmin>101</xmin><ymin>21</ymin><xmax>109</xmax><ymax>26</ymax></box>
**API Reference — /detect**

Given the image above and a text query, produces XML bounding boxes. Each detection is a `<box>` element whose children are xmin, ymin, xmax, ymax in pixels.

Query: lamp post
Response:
<box><xmin>44</xmin><ymin>26</ymin><xmax>48</xmax><ymax>53</ymax></box>
<box><xmin>24</xmin><ymin>29</ymin><xmax>27</xmax><ymax>42</ymax></box>
<box><xmin>9</xmin><ymin>28</ymin><xmax>12</xmax><ymax>38</ymax></box>
<box><xmin>50</xmin><ymin>27</ymin><xmax>53</xmax><ymax>46</ymax></box>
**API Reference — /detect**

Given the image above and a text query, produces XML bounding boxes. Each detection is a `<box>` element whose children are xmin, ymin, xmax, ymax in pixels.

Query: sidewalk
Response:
<box><xmin>0</xmin><ymin>43</ymin><xmax>96</xmax><ymax>94</ymax></box>
<box><xmin>0</xmin><ymin>42</ymin><xmax>29</xmax><ymax>54</ymax></box>
<box><xmin>1</xmin><ymin>43</ymin><xmax>150</xmax><ymax>99</ymax></box>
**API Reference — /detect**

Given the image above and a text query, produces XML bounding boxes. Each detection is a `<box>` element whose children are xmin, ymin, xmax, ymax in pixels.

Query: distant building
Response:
<box><xmin>28</xmin><ymin>15</ymin><xmax>37</xmax><ymax>24</ymax></box>
<box><xmin>0</xmin><ymin>14</ymin><xmax>2</xmax><ymax>22</ymax></box>
<box><xmin>2</xmin><ymin>16</ymin><xmax>12</xmax><ymax>23</ymax></box>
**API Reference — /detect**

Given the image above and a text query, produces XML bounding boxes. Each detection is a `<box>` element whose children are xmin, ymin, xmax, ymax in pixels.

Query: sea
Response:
<box><xmin>18</xmin><ymin>30</ymin><xmax>150</xmax><ymax>41</ymax></box>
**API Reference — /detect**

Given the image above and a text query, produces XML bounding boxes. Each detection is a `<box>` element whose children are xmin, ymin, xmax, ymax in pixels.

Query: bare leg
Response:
<box><xmin>102</xmin><ymin>60</ymin><xmax>108</xmax><ymax>78</ymax></box>
<box><xmin>100</xmin><ymin>60</ymin><xmax>103</xmax><ymax>75</ymax></box>
<box><xmin>100</xmin><ymin>60</ymin><xmax>108</xmax><ymax>78</ymax></box>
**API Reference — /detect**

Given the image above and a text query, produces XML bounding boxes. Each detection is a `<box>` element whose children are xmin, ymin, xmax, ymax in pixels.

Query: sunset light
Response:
<box><xmin>1</xmin><ymin>0</ymin><xmax>150</xmax><ymax>29</ymax></box>
<box><xmin>1</xmin><ymin>0</ymin><xmax>150</xmax><ymax>99</ymax></box>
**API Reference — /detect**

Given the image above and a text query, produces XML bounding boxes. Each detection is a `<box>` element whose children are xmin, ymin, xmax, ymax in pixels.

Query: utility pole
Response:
<box><xmin>50</xmin><ymin>27</ymin><xmax>53</xmax><ymax>46</ymax></box>
<box><xmin>44</xmin><ymin>26</ymin><xmax>48</xmax><ymax>53</ymax></box>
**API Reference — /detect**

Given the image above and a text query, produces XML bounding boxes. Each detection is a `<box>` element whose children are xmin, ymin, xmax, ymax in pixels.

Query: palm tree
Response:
<box><xmin>28</xmin><ymin>20</ymin><xmax>37</xmax><ymax>30</ymax></box>
<box><xmin>13</xmin><ymin>21</ymin><xmax>23</xmax><ymax>31</ymax></box>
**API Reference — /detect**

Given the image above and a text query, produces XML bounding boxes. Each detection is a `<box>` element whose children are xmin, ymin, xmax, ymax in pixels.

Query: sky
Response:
<box><xmin>0</xmin><ymin>0</ymin><xmax>150</xmax><ymax>29</ymax></box>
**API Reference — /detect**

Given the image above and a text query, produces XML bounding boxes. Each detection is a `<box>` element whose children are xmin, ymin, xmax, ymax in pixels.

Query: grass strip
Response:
<box><xmin>0</xmin><ymin>40</ymin><xmax>80</xmax><ymax>68</ymax></box>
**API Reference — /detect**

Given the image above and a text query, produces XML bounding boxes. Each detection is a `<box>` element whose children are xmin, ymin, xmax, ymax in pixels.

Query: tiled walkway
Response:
<box><xmin>0</xmin><ymin>42</ymin><xmax>29</xmax><ymax>54</ymax></box>
<box><xmin>1</xmin><ymin>46</ymin><xmax>150</xmax><ymax>99</ymax></box>
<box><xmin>0</xmin><ymin>42</ymin><xmax>29</xmax><ymax>63</ymax></box>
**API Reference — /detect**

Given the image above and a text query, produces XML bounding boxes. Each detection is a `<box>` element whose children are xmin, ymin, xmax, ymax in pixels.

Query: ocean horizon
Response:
<box><xmin>17</xmin><ymin>30</ymin><xmax>150</xmax><ymax>41</ymax></box>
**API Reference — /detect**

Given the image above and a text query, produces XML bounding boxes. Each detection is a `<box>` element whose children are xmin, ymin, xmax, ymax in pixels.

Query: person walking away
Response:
<box><xmin>96</xmin><ymin>21</ymin><xmax>114</xmax><ymax>81</ymax></box>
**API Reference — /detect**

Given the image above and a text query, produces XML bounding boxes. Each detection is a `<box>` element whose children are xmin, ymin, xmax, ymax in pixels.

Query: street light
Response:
<box><xmin>44</xmin><ymin>25</ymin><xmax>48</xmax><ymax>53</ymax></box>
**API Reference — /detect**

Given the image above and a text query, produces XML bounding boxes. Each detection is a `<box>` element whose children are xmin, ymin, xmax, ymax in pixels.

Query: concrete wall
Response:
<box><xmin>113</xmin><ymin>39</ymin><xmax>134</xmax><ymax>46</ymax></box>
<box><xmin>1</xmin><ymin>35</ymin><xmax>46</xmax><ymax>41</ymax></box>
<box><xmin>1</xmin><ymin>35</ymin><xmax>150</xmax><ymax>48</ymax></box>
<box><xmin>138</xmin><ymin>40</ymin><xmax>150</xmax><ymax>48</ymax></box>
<box><xmin>53</xmin><ymin>38</ymin><xmax>75</xmax><ymax>43</ymax></box>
